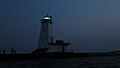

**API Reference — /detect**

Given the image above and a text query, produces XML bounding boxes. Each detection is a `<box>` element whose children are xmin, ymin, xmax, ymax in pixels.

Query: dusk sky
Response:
<box><xmin>1</xmin><ymin>0</ymin><xmax>120</xmax><ymax>53</ymax></box>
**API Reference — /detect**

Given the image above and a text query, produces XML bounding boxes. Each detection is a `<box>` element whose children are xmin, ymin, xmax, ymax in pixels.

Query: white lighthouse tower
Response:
<box><xmin>38</xmin><ymin>14</ymin><xmax>53</xmax><ymax>49</ymax></box>
<box><xmin>33</xmin><ymin>14</ymin><xmax>70</xmax><ymax>54</ymax></box>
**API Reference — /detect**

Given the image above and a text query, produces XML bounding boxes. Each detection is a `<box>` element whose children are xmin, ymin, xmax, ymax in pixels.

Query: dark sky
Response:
<box><xmin>1</xmin><ymin>0</ymin><xmax>120</xmax><ymax>53</ymax></box>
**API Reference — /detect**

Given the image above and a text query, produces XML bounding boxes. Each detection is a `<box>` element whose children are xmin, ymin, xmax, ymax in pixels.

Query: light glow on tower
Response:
<box><xmin>44</xmin><ymin>16</ymin><xmax>51</xmax><ymax>20</ymax></box>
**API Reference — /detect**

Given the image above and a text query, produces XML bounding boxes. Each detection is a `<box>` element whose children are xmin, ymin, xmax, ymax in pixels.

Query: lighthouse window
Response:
<box><xmin>44</xmin><ymin>17</ymin><xmax>51</xmax><ymax>19</ymax></box>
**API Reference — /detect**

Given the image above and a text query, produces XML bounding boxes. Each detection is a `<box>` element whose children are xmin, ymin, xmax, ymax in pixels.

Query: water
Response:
<box><xmin>0</xmin><ymin>56</ymin><xmax>120</xmax><ymax>68</ymax></box>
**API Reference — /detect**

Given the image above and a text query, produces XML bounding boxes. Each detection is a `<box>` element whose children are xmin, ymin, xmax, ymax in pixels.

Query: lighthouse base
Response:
<box><xmin>32</xmin><ymin>48</ymin><xmax>49</xmax><ymax>54</ymax></box>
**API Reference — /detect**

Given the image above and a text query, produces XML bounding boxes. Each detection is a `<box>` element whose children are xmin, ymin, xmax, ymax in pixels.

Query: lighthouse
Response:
<box><xmin>38</xmin><ymin>14</ymin><xmax>53</xmax><ymax>49</ymax></box>
<box><xmin>33</xmin><ymin>14</ymin><xmax>70</xmax><ymax>54</ymax></box>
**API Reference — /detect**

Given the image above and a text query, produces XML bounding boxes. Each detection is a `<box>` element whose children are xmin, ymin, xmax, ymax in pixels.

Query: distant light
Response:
<box><xmin>44</xmin><ymin>17</ymin><xmax>51</xmax><ymax>19</ymax></box>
